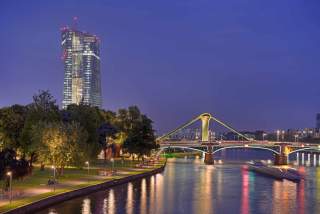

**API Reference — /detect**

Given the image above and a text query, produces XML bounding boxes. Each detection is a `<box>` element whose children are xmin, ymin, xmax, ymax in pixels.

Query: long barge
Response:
<box><xmin>248</xmin><ymin>161</ymin><xmax>303</xmax><ymax>182</ymax></box>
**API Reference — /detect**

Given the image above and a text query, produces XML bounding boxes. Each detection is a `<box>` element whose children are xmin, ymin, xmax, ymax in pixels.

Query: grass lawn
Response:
<box><xmin>0</xmin><ymin>158</ymin><xmax>165</xmax><ymax>213</ymax></box>
<box><xmin>162</xmin><ymin>151</ymin><xmax>201</xmax><ymax>158</ymax></box>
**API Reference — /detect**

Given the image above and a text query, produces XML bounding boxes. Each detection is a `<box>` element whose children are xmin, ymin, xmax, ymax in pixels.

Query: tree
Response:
<box><xmin>0</xmin><ymin>148</ymin><xmax>29</xmax><ymax>191</ymax></box>
<box><xmin>37</xmin><ymin>122</ymin><xmax>88</xmax><ymax>175</ymax></box>
<box><xmin>0</xmin><ymin>105</ymin><xmax>27</xmax><ymax>150</ymax></box>
<box><xmin>64</xmin><ymin>104</ymin><xmax>104</xmax><ymax>159</ymax></box>
<box><xmin>20</xmin><ymin>90</ymin><xmax>60</xmax><ymax>169</ymax></box>
<box><xmin>114</xmin><ymin>106</ymin><xmax>142</xmax><ymax>146</ymax></box>
<box><xmin>123</xmin><ymin>109</ymin><xmax>158</xmax><ymax>160</ymax></box>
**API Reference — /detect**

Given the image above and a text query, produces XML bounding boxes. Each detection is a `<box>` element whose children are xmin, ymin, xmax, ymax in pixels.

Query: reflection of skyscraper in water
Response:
<box><xmin>61</xmin><ymin>23</ymin><xmax>102</xmax><ymax>109</ymax></box>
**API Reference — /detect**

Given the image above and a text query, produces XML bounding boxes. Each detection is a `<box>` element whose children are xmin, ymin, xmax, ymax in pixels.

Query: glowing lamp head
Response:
<box><xmin>7</xmin><ymin>171</ymin><xmax>12</xmax><ymax>176</ymax></box>
<box><xmin>244</xmin><ymin>144</ymin><xmax>249</xmax><ymax>147</ymax></box>
<box><xmin>85</xmin><ymin>161</ymin><xmax>89</xmax><ymax>165</ymax></box>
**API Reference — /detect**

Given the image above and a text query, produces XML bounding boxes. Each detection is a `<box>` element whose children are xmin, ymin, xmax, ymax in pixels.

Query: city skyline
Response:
<box><xmin>1</xmin><ymin>1</ymin><xmax>320</xmax><ymax>134</ymax></box>
<box><xmin>1</xmin><ymin>2</ymin><xmax>320</xmax><ymax>213</ymax></box>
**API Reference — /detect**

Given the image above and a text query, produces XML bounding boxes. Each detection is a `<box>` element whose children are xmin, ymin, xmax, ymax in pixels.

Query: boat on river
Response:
<box><xmin>248</xmin><ymin>161</ymin><xmax>283</xmax><ymax>180</ymax></box>
<box><xmin>248</xmin><ymin>161</ymin><xmax>303</xmax><ymax>182</ymax></box>
<box><xmin>281</xmin><ymin>167</ymin><xmax>304</xmax><ymax>182</ymax></box>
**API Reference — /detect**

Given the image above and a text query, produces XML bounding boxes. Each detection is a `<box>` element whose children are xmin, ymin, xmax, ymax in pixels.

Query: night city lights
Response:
<box><xmin>1</xmin><ymin>1</ymin><xmax>320</xmax><ymax>214</ymax></box>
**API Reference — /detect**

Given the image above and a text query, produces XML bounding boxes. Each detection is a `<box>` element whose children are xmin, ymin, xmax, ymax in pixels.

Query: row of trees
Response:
<box><xmin>0</xmin><ymin>90</ymin><xmax>158</xmax><ymax>178</ymax></box>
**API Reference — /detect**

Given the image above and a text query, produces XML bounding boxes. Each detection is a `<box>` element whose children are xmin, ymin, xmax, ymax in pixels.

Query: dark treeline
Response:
<box><xmin>0</xmin><ymin>90</ymin><xmax>158</xmax><ymax>179</ymax></box>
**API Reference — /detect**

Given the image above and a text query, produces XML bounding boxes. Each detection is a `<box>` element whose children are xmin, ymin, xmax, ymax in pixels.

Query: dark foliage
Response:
<box><xmin>0</xmin><ymin>149</ymin><xmax>29</xmax><ymax>181</ymax></box>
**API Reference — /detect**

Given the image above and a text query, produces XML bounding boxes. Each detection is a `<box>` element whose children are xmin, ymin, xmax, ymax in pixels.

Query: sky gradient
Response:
<box><xmin>1</xmin><ymin>0</ymin><xmax>320</xmax><ymax>134</ymax></box>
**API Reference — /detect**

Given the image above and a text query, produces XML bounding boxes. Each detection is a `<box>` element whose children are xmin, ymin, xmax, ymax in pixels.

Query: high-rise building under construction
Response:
<box><xmin>61</xmin><ymin>26</ymin><xmax>102</xmax><ymax>109</ymax></box>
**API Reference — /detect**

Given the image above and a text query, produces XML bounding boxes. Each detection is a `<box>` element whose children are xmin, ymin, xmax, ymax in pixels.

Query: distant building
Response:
<box><xmin>316</xmin><ymin>113</ymin><xmax>320</xmax><ymax>129</ymax></box>
<box><xmin>61</xmin><ymin>27</ymin><xmax>102</xmax><ymax>109</ymax></box>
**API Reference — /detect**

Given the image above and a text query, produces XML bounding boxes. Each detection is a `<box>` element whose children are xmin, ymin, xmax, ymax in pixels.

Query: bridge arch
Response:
<box><xmin>212</xmin><ymin>146</ymin><xmax>280</xmax><ymax>155</ymax></box>
<box><xmin>288</xmin><ymin>147</ymin><xmax>320</xmax><ymax>155</ymax></box>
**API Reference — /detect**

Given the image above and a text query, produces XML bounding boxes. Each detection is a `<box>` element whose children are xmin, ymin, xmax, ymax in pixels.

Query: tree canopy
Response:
<box><xmin>0</xmin><ymin>90</ymin><xmax>158</xmax><ymax>178</ymax></box>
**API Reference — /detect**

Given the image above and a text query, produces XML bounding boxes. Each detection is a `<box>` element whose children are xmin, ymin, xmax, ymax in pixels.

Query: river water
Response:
<box><xmin>37</xmin><ymin>150</ymin><xmax>320</xmax><ymax>214</ymax></box>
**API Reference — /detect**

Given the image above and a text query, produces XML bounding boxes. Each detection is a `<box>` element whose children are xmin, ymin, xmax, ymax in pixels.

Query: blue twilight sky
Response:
<box><xmin>1</xmin><ymin>0</ymin><xmax>320</xmax><ymax>134</ymax></box>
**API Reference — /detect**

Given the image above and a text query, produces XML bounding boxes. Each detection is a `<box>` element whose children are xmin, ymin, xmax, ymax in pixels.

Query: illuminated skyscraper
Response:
<box><xmin>61</xmin><ymin>27</ymin><xmax>102</xmax><ymax>109</ymax></box>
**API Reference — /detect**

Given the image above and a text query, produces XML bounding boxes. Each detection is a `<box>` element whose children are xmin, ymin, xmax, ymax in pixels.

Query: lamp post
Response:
<box><xmin>110</xmin><ymin>158</ymin><xmax>114</xmax><ymax>174</ymax></box>
<box><xmin>294</xmin><ymin>134</ymin><xmax>298</xmax><ymax>142</ymax></box>
<box><xmin>7</xmin><ymin>171</ymin><xmax>12</xmax><ymax>203</ymax></box>
<box><xmin>276</xmin><ymin>130</ymin><xmax>280</xmax><ymax>142</ymax></box>
<box><xmin>51</xmin><ymin>165</ymin><xmax>56</xmax><ymax>192</ymax></box>
<box><xmin>262</xmin><ymin>133</ymin><xmax>267</xmax><ymax>141</ymax></box>
<box><xmin>282</xmin><ymin>130</ymin><xmax>285</xmax><ymax>141</ymax></box>
<box><xmin>85</xmin><ymin>161</ymin><xmax>90</xmax><ymax>182</ymax></box>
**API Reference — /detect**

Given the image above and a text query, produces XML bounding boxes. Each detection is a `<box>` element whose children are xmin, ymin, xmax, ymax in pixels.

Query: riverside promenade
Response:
<box><xmin>0</xmin><ymin>159</ymin><xmax>165</xmax><ymax>214</ymax></box>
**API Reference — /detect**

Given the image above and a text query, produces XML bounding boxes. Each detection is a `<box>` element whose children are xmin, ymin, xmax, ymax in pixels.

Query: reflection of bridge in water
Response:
<box><xmin>157</xmin><ymin>113</ymin><xmax>320</xmax><ymax>165</ymax></box>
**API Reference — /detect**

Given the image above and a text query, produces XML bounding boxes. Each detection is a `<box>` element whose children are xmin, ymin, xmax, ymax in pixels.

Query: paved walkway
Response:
<box><xmin>0</xmin><ymin>167</ymin><xmax>153</xmax><ymax>207</ymax></box>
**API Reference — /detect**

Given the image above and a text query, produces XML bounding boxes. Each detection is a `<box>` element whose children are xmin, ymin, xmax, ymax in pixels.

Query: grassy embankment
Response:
<box><xmin>0</xmin><ymin>159</ymin><xmax>165</xmax><ymax>213</ymax></box>
<box><xmin>162</xmin><ymin>151</ymin><xmax>201</xmax><ymax>158</ymax></box>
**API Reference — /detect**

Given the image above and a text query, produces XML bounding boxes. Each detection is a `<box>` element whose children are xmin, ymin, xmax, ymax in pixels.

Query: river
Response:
<box><xmin>36</xmin><ymin>150</ymin><xmax>320</xmax><ymax>214</ymax></box>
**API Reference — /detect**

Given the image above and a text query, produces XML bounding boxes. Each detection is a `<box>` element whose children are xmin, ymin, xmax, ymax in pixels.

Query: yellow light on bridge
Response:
<box><xmin>301</xmin><ymin>144</ymin><xmax>305</xmax><ymax>148</ymax></box>
<box><xmin>244</xmin><ymin>144</ymin><xmax>249</xmax><ymax>147</ymax></box>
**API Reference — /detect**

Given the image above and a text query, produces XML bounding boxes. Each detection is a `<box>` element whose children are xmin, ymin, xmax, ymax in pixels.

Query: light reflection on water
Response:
<box><xmin>37</xmin><ymin>155</ymin><xmax>320</xmax><ymax>214</ymax></box>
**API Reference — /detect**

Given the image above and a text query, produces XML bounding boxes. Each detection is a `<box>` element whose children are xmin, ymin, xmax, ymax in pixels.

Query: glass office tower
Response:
<box><xmin>61</xmin><ymin>27</ymin><xmax>102</xmax><ymax>109</ymax></box>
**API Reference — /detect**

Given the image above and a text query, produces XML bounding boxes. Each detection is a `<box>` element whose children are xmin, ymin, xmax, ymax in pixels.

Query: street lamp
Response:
<box><xmin>282</xmin><ymin>130</ymin><xmax>285</xmax><ymax>141</ymax></box>
<box><xmin>51</xmin><ymin>165</ymin><xmax>56</xmax><ymax>192</ymax></box>
<box><xmin>110</xmin><ymin>158</ymin><xmax>114</xmax><ymax>174</ymax></box>
<box><xmin>262</xmin><ymin>133</ymin><xmax>267</xmax><ymax>141</ymax></box>
<box><xmin>85</xmin><ymin>161</ymin><xmax>90</xmax><ymax>182</ymax></box>
<box><xmin>276</xmin><ymin>130</ymin><xmax>280</xmax><ymax>142</ymax></box>
<box><xmin>294</xmin><ymin>134</ymin><xmax>298</xmax><ymax>142</ymax></box>
<box><xmin>7</xmin><ymin>171</ymin><xmax>12</xmax><ymax>203</ymax></box>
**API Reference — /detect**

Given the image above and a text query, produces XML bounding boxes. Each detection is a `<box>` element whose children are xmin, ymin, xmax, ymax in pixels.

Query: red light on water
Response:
<box><xmin>241</xmin><ymin>167</ymin><xmax>249</xmax><ymax>214</ymax></box>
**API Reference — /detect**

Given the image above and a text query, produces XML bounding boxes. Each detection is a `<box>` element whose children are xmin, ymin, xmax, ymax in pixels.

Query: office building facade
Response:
<box><xmin>61</xmin><ymin>27</ymin><xmax>102</xmax><ymax>109</ymax></box>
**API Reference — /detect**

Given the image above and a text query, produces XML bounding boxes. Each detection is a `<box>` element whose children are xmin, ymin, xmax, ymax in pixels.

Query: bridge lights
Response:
<box><xmin>244</xmin><ymin>144</ymin><xmax>249</xmax><ymax>147</ymax></box>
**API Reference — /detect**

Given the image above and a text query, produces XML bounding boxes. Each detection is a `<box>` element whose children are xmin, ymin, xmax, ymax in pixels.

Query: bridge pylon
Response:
<box><xmin>200</xmin><ymin>113</ymin><xmax>211</xmax><ymax>142</ymax></box>
<box><xmin>274</xmin><ymin>144</ymin><xmax>290</xmax><ymax>165</ymax></box>
<box><xmin>157</xmin><ymin>112</ymin><xmax>252</xmax><ymax>142</ymax></box>
<box><xmin>204</xmin><ymin>143</ymin><xmax>214</xmax><ymax>165</ymax></box>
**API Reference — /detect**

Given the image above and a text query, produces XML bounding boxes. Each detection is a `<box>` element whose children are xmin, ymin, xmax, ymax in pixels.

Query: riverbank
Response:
<box><xmin>0</xmin><ymin>159</ymin><xmax>165</xmax><ymax>214</ymax></box>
